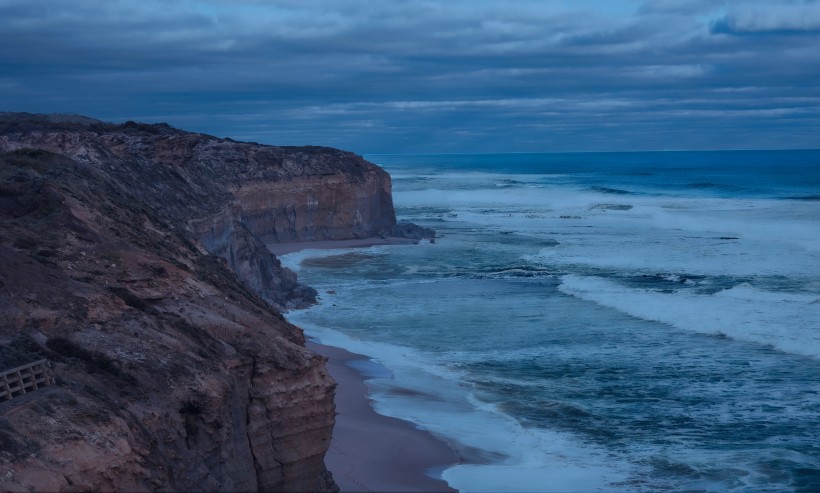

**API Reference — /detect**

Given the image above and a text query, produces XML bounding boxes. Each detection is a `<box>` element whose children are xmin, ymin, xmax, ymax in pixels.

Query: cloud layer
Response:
<box><xmin>1</xmin><ymin>0</ymin><xmax>818</xmax><ymax>152</ymax></box>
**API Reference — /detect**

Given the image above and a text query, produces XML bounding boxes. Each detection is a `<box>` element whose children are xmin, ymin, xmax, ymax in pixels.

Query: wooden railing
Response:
<box><xmin>0</xmin><ymin>359</ymin><xmax>56</xmax><ymax>401</ymax></box>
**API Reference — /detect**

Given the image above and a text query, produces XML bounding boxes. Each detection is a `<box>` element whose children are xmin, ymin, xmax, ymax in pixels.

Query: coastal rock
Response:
<box><xmin>392</xmin><ymin>220</ymin><xmax>436</xmax><ymax>240</ymax></box>
<box><xmin>228</xmin><ymin>149</ymin><xmax>396</xmax><ymax>243</ymax></box>
<box><xmin>198</xmin><ymin>218</ymin><xmax>318</xmax><ymax>310</ymax></box>
<box><xmin>0</xmin><ymin>114</ymin><xmax>410</xmax><ymax>491</ymax></box>
<box><xmin>0</xmin><ymin>114</ymin><xmax>397</xmax><ymax>309</ymax></box>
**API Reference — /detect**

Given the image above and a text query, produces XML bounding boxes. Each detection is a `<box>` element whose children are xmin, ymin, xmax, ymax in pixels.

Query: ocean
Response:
<box><xmin>283</xmin><ymin>151</ymin><xmax>820</xmax><ymax>493</ymax></box>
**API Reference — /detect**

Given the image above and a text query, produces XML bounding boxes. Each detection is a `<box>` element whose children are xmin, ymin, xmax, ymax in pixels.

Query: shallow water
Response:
<box><xmin>286</xmin><ymin>151</ymin><xmax>820</xmax><ymax>492</ymax></box>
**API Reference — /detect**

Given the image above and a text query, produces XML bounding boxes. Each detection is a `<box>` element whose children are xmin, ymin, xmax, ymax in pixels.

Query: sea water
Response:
<box><xmin>284</xmin><ymin>151</ymin><xmax>820</xmax><ymax>493</ymax></box>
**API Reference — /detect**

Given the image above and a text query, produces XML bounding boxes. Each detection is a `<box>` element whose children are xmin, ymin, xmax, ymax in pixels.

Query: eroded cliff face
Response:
<box><xmin>0</xmin><ymin>115</ymin><xmax>395</xmax><ymax>492</ymax></box>
<box><xmin>231</xmin><ymin>170</ymin><xmax>394</xmax><ymax>243</ymax></box>
<box><xmin>0</xmin><ymin>116</ymin><xmax>397</xmax><ymax>310</ymax></box>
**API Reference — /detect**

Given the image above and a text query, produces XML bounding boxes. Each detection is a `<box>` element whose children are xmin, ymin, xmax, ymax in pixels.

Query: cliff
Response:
<box><xmin>0</xmin><ymin>113</ymin><xmax>410</xmax><ymax>491</ymax></box>
<box><xmin>0</xmin><ymin>114</ymin><xmax>403</xmax><ymax>310</ymax></box>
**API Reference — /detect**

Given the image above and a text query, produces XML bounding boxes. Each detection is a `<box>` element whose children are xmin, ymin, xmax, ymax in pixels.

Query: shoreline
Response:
<box><xmin>307</xmin><ymin>341</ymin><xmax>459</xmax><ymax>492</ymax></box>
<box><xmin>267</xmin><ymin>236</ymin><xmax>423</xmax><ymax>256</ymax></box>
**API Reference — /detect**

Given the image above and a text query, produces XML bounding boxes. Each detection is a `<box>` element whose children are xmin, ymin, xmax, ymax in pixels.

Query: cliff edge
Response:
<box><xmin>0</xmin><ymin>113</ymin><xmax>414</xmax><ymax>491</ymax></box>
<box><xmin>0</xmin><ymin>114</ymin><xmax>409</xmax><ymax>310</ymax></box>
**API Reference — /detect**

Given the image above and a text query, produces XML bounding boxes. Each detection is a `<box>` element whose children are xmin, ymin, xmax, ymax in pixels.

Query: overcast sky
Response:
<box><xmin>1</xmin><ymin>0</ymin><xmax>819</xmax><ymax>153</ymax></box>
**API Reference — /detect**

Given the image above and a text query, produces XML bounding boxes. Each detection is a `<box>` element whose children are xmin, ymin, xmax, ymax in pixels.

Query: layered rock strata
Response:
<box><xmin>0</xmin><ymin>113</ymin><xmax>412</xmax><ymax>492</ymax></box>
<box><xmin>0</xmin><ymin>116</ymin><xmax>404</xmax><ymax>309</ymax></box>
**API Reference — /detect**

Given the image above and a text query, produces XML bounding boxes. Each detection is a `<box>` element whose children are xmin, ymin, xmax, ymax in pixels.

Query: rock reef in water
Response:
<box><xmin>0</xmin><ymin>113</ymin><xmax>424</xmax><ymax>491</ymax></box>
<box><xmin>392</xmin><ymin>220</ymin><xmax>436</xmax><ymax>240</ymax></box>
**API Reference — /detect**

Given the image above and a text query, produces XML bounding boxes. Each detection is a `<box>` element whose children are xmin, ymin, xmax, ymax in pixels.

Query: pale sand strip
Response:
<box><xmin>308</xmin><ymin>342</ymin><xmax>458</xmax><ymax>492</ymax></box>
<box><xmin>267</xmin><ymin>237</ymin><xmax>422</xmax><ymax>256</ymax></box>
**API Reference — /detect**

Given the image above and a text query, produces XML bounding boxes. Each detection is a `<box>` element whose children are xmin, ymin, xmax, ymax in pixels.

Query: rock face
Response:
<box><xmin>0</xmin><ymin>115</ymin><xmax>400</xmax><ymax>309</ymax></box>
<box><xmin>0</xmin><ymin>113</ymin><xmax>407</xmax><ymax>492</ymax></box>
<box><xmin>226</xmin><ymin>148</ymin><xmax>396</xmax><ymax>243</ymax></box>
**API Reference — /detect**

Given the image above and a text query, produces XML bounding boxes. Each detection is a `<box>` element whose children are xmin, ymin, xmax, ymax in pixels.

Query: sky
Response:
<box><xmin>1</xmin><ymin>0</ymin><xmax>819</xmax><ymax>153</ymax></box>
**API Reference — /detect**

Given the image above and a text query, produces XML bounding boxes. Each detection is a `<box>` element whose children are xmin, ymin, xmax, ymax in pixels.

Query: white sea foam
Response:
<box><xmin>285</xmin><ymin>164</ymin><xmax>818</xmax><ymax>483</ymax></box>
<box><xmin>288</xmin><ymin>308</ymin><xmax>635</xmax><ymax>493</ymax></box>
<box><xmin>284</xmin><ymin>159</ymin><xmax>820</xmax><ymax>492</ymax></box>
<box><xmin>397</xmin><ymin>183</ymin><xmax>820</xmax><ymax>266</ymax></box>
<box><xmin>507</xmin><ymin>198</ymin><xmax>820</xmax><ymax>277</ymax></box>
<box><xmin>525</xmin><ymin>235</ymin><xmax>819</xmax><ymax>277</ymax></box>
<box><xmin>388</xmin><ymin>170</ymin><xmax>566</xmax><ymax>185</ymax></box>
<box><xmin>393</xmin><ymin>184</ymin><xmax>627</xmax><ymax>211</ymax></box>
<box><xmin>558</xmin><ymin>275</ymin><xmax>820</xmax><ymax>359</ymax></box>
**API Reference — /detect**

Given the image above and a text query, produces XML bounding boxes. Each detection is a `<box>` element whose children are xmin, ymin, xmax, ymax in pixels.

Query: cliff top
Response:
<box><xmin>0</xmin><ymin>111</ymin><xmax>348</xmax><ymax>156</ymax></box>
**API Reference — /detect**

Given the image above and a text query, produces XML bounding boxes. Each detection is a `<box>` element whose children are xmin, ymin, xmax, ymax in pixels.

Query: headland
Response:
<box><xmin>0</xmin><ymin>112</ymin><xmax>441</xmax><ymax>492</ymax></box>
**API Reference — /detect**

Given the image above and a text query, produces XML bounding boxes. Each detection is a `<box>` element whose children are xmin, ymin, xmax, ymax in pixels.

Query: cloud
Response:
<box><xmin>0</xmin><ymin>0</ymin><xmax>817</xmax><ymax>152</ymax></box>
<box><xmin>714</xmin><ymin>4</ymin><xmax>820</xmax><ymax>34</ymax></box>
<box><xmin>626</xmin><ymin>64</ymin><xmax>709</xmax><ymax>78</ymax></box>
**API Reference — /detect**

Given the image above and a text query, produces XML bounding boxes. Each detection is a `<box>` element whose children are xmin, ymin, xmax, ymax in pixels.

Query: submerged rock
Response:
<box><xmin>392</xmin><ymin>220</ymin><xmax>436</xmax><ymax>240</ymax></box>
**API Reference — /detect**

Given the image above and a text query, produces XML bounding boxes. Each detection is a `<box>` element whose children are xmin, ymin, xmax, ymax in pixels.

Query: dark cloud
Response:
<box><xmin>0</xmin><ymin>0</ymin><xmax>818</xmax><ymax>152</ymax></box>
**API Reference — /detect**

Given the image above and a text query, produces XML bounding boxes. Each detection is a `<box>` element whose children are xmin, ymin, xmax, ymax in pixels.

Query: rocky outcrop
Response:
<box><xmin>0</xmin><ymin>114</ymin><xmax>410</xmax><ymax>492</ymax></box>
<box><xmin>392</xmin><ymin>221</ymin><xmax>436</xmax><ymax>240</ymax></box>
<box><xmin>198</xmin><ymin>219</ymin><xmax>318</xmax><ymax>310</ymax></box>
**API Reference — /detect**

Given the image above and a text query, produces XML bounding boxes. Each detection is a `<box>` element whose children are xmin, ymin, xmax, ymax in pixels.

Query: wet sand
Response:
<box><xmin>307</xmin><ymin>341</ymin><xmax>458</xmax><ymax>492</ymax></box>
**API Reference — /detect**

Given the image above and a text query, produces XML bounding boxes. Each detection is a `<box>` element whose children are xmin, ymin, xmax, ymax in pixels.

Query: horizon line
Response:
<box><xmin>362</xmin><ymin>148</ymin><xmax>820</xmax><ymax>156</ymax></box>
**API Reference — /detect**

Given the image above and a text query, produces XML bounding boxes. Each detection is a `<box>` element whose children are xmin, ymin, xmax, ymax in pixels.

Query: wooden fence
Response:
<box><xmin>0</xmin><ymin>359</ymin><xmax>56</xmax><ymax>401</ymax></box>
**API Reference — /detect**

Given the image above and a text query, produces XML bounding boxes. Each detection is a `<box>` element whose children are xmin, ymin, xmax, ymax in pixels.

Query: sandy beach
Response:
<box><xmin>307</xmin><ymin>341</ymin><xmax>458</xmax><ymax>492</ymax></box>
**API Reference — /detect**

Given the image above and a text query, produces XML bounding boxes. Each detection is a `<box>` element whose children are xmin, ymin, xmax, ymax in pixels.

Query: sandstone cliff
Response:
<box><xmin>0</xmin><ymin>114</ymin><xmax>402</xmax><ymax>310</ymax></box>
<box><xmin>0</xmin><ymin>114</ymin><xmax>407</xmax><ymax>492</ymax></box>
